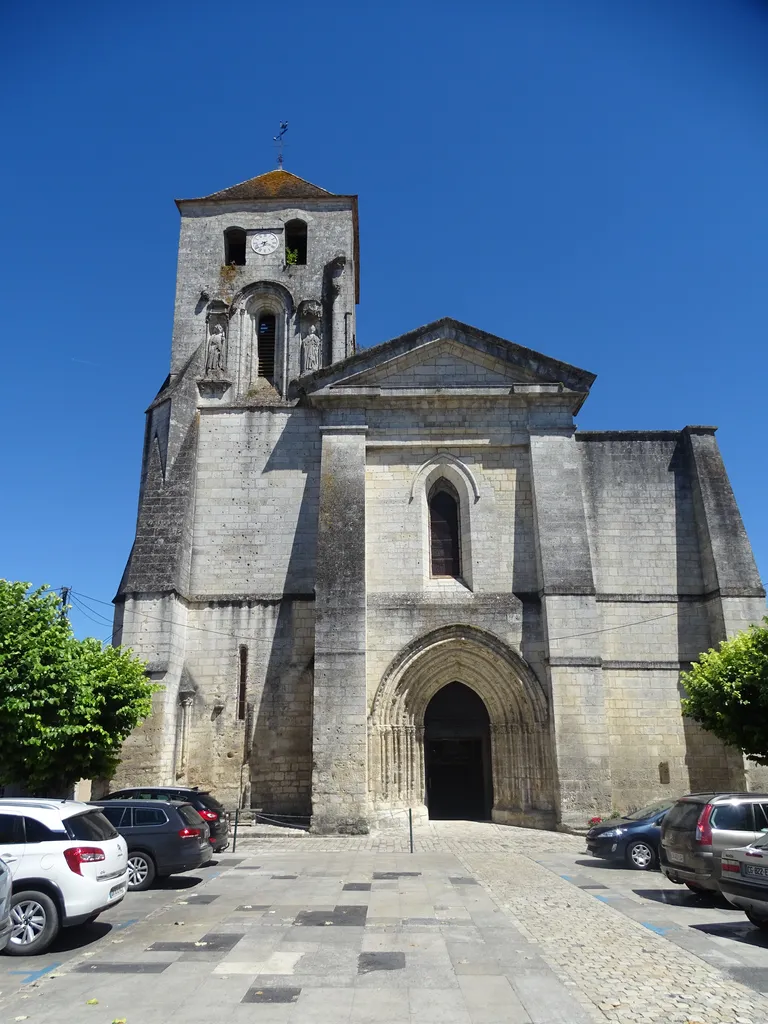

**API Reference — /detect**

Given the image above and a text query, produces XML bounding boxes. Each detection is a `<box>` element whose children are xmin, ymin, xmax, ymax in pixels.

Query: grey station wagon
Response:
<box><xmin>660</xmin><ymin>793</ymin><xmax>768</xmax><ymax>892</ymax></box>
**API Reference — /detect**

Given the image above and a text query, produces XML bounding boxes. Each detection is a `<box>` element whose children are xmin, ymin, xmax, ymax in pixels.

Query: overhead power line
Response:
<box><xmin>70</xmin><ymin>589</ymin><xmax>680</xmax><ymax>649</ymax></box>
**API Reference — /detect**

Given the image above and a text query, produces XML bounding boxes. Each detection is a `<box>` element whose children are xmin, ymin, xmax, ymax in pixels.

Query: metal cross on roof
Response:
<box><xmin>273</xmin><ymin>121</ymin><xmax>289</xmax><ymax>168</ymax></box>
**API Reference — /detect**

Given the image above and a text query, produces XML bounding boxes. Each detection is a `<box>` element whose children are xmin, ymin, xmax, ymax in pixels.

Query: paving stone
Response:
<box><xmin>343</xmin><ymin>882</ymin><xmax>372</xmax><ymax>891</ymax></box>
<box><xmin>372</xmin><ymin>871</ymin><xmax>421</xmax><ymax>879</ymax></box>
<box><xmin>357</xmin><ymin>951</ymin><xmax>406</xmax><ymax>972</ymax></box>
<box><xmin>75</xmin><ymin>962</ymin><xmax>171</xmax><ymax>973</ymax></box>
<box><xmin>241</xmin><ymin>984</ymin><xmax>302</xmax><ymax>1003</ymax></box>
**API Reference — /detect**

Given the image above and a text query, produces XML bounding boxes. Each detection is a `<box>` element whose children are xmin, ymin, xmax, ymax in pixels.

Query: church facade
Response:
<box><xmin>114</xmin><ymin>169</ymin><xmax>766</xmax><ymax>831</ymax></box>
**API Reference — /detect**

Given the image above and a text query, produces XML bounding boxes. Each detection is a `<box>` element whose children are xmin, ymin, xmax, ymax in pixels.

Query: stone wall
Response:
<box><xmin>191</xmin><ymin>407</ymin><xmax>320</xmax><ymax>597</ymax></box>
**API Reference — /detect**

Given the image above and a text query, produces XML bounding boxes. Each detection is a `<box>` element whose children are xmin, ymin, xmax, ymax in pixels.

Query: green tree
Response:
<box><xmin>0</xmin><ymin>581</ymin><xmax>157</xmax><ymax>795</ymax></box>
<box><xmin>682</xmin><ymin>617</ymin><xmax>768</xmax><ymax>765</ymax></box>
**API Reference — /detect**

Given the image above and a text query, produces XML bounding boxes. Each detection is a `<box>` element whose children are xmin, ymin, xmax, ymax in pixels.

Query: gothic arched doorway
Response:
<box><xmin>424</xmin><ymin>682</ymin><xmax>492</xmax><ymax>820</ymax></box>
<box><xmin>369</xmin><ymin>625</ymin><xmax>556</xmax><ymax>829</ymax></box>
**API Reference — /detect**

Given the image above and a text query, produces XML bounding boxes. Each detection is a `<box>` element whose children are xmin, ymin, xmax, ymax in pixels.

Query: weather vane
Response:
<box><xmin>273</xmin><ymin>121</ymin><xmax>289</xmax><ymax>168</ymax></box>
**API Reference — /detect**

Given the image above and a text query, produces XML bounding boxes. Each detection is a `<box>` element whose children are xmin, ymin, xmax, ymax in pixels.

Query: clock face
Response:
<box><xmin>251</xmin><ymin>231</ymin><xmax>279</xmax><ymax>255</ymax></box>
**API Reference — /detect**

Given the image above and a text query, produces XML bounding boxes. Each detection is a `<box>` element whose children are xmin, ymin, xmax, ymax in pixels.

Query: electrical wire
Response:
<box><xmin>71</xmin><ymin>589</ymin><xmax>681</xmax><ymax>648</ymax></box>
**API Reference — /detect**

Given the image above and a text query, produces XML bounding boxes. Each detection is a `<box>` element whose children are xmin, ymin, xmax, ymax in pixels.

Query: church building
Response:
<box><xmin>114</xmin><ymin>169</ymin><xmax>766</xmax><ymax>831</ymax></box>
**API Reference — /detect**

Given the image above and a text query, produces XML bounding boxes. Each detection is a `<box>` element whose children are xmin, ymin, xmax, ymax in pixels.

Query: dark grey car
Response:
<box><xmin>106</xmin><ymin>787</ymin><xmax>230</xmax><ymax>852</ymax></box>
<box><xmin>92</xmin><ymin>800</ymin><xmax>213</xmax><ymax>891</ymax></box>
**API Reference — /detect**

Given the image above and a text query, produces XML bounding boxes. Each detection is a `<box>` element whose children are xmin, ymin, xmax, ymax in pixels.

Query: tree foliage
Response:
<box><xmin>0</xmin><ymin>581</ymin><xmax>156</xmax><ymax>795</ymax></box>
<box><xmin>681</xmin><ymin>618</ymin><xmax>768</xmax><ymax>766</ymax></box>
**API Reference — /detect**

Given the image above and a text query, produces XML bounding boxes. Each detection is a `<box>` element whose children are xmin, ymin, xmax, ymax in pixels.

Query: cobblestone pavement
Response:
<box><xmin>0</xmin><ymin>822</ymin><xmax>766</xmax><ymax>1024</ymax></box>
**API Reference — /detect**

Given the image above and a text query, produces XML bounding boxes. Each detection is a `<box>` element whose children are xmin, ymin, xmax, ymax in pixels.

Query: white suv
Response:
<box><xmin>0</xmin><ymin>799</ymin><xmax>129</xmax><ymax>955</ymax></box>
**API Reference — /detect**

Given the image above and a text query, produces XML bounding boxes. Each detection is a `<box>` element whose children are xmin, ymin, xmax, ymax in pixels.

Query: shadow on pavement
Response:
<box><xmin>632</xmin><ymin>887</ymin><xmax>722</xmax><ymax>907</ymax></box>
<box><xmin>573</xmin><ymin>857</ymin><xmax>661</xmax><ymax>875</ymax></box>
<box><xmin>153</xmin><ymin>875</ymin><xmax>206</xmax><ymax>891</ymax></box>
<box><xmin>692</xmin><ymin>920</ymin><xmax>768</xmax><ymax>947</ymax></box>
<box><xmin>45</xmin><ymin>920</ymin><xmax>113</xmax><ymax>953</ymax></box>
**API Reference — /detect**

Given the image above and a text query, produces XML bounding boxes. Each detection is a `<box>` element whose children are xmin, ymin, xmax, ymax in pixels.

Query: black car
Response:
<box><xmin>585</xmin><ymin>801</ymin><xmax>674</xmax><ymax>870</ymax></box>
<box><xmin>106</xmin><ymin>787</ymin><xmax>229</xmax><ymax>852</ymax></box>
<box><xmin>92</xmin><ymin>800</ymin><xmax>213</xmax><ymax>890</ymax></box>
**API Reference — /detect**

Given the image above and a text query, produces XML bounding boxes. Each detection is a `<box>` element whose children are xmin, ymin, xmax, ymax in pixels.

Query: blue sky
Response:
<box><xmin>2</xmin><ymin>0</ymin><xmax>766</xmax><ymax>639</ymax></box>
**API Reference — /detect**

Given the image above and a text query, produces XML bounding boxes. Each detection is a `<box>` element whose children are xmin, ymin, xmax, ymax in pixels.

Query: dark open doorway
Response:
<box><xmin>424</xmin><ymin>682</ymin><xmax>492</xmax><ymax>820</ymax></box>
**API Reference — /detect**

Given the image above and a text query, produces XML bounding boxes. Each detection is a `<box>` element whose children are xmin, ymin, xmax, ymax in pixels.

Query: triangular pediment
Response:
<box><xmin>340</xmin><ymin>337</ymin><xmax>540</xmax><ymax>388</ymax></box>
<box><xmin>292</xmin><ymin>318</ymin><xmax>596</xmax><ymax>399</ymax></box>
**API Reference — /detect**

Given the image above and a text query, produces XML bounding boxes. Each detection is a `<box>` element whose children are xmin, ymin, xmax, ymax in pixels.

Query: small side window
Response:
<box><xmin>0</xmin><ymin>814</ymin><xmax>23</xmax><ymax>844</ymax></box>
<box><xmin>24</xmin><ymin>817</ymin><xmax>67</xmax><ymax>843</ymax></box>
<box><xmin>711</xmin><ymin>803</ymin><xmax>752</xmax><ymax>831</ymax></box>
<box><xmin>755</xmin><ymin>804</ymin><xmax>768</xmax><ymax>832</ymax></box>
<box><xmin>133</xmin><ymin>808</ymin><xmax>167</xmax><ymax>826</ymax></box>
<box><xmin>100</xmin><ymin>806</ymin><xmax>127</xmax><ymax>828</ymax></box>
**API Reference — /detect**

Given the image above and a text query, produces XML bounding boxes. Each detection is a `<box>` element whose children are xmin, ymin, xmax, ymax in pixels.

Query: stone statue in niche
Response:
<box><xmin>205</xmin><ymin>322</ymin><xmax>227</xmax><ymax>374</ymax></box>
<box><xmin>301</xmin><ymin>322</ymin><xmax>322</xmax><ymax>374</ymax></box>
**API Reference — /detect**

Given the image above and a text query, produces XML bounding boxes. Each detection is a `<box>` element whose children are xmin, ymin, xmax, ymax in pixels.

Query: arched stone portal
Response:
<box><xmin>369</xmin><ymin>625</ymin><xmax>556</xmax><ymax>828</ymax></box>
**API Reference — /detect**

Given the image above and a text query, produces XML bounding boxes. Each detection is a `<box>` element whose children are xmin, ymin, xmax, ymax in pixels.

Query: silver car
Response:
<box><xmin>720</xmin><ymin>833</ymin><xmax>768</xmax><ymax>929</ymax></box>
<box><xmin>0</xmin><ymin>858</ymin><xmax>11</xmax><ymax>952</ymax></box>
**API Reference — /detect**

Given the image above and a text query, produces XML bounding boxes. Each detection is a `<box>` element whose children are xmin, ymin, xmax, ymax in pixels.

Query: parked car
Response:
<box><xmin>92</xmin><ymin>800</ymin><xmax>213</xmax><ymax>891</ymax></box>
<box><xmin>0</xmin><ymin>799</ymin><xmax>128</xmax><ymax>955</ymax></box>
<box><xmin>0</xmin><ymin>858</ymin><xmax>11</xmax><ymax>952</ymax></box>
<box><xmin>720</xmin><ymin>832</ymin><xmax>768</xmax><ymax>929</ymax></box>
<box><xmin>586</xmin><ymin>801</ymin><xmax>674</xmax><ymax>870</ymax></box>
<box><xmin>106</xmin><ymin>787</ymin><xmax>229</xmax><ymax>852</ymax></box>
<box><xmin>660</xmin><ymin>793</ymin><xmax>768</xmax><ymax>892</ymax></box>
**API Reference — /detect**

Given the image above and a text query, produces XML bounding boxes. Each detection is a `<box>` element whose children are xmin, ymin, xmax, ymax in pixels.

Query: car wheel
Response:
<box><xmin>127</xmin><ymin>851</ymin><xmax>156</xmax><ymax>891</ymax></box>
<box><xmin>746</xmin><ymin>910</ymin><xmax>768</xmax><ymax>931</ymax></box>
<box><xmin>626</xmin><ymin>840</ymin><xmax>656</xmax><ymax>870</ymax></box>
<box><xmin>5</xmin><ymin>891</ymin><xmax>59</xmax><ymax>956</ymax></box>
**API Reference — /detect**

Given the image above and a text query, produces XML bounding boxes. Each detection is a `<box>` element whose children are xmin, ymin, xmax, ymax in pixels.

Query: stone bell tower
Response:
<box><xmin>113</xmin><ymin>169</ymin><xmax>359</xmax><ymax>804</ymax></box>
<box><xmin>172</xmin><ymin>169</ymin><xmax>359</xmax><ymax>400</ymax></box>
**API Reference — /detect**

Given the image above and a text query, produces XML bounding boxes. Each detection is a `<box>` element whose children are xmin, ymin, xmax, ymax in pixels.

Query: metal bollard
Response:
<box><xmin>232</xmin><ymin>808</ymin><xmax>239</xmax><ymax>853</ymax></box>
<box><xmin>409</xmin><ymin>807</ymin><xmax>414</xmax><ymax>854</ymax></box>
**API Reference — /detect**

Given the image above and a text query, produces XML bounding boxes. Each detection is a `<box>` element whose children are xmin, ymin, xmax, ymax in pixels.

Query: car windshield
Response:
<box><xmin>65</xmin><ymin>809</ymin><xmax>118</xmax><ymax>841</ymax></box>
<box><xmin>624</xmin><ymin>802</ymin><xmax>673</xmax><ymax>821</ymax></box>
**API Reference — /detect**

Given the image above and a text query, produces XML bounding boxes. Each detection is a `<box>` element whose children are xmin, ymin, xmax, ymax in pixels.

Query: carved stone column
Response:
<box><xmin>311</xmin><ymin>424</ymin><xmax>369</xmax><ymax>833</ymax></box>
<box><xmin>329</xmin><ymin>256</ymin><xmax>348</xmax><ymax>365</ymax></box>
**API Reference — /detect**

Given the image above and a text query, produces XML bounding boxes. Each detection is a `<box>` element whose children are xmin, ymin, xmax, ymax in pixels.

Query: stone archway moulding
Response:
<box><xmin>409</xmin><ymin>453</ymin><xmax>481</xmax><ymax>504</ymax></box>
<box><xmin>368</xmin><ymin>625</ymin><xmax>556</xmax><ymax>828</ymax></box>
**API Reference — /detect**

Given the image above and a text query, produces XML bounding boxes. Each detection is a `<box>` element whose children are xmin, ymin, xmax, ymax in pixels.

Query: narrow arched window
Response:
<box><xmin>285</xmin><ymin>219</ymin><xmax>307</xmax><ymax>265</ymax></box>
<box><xmin>224</xmin><ymin>227</ymin><xmax>246</xmax><ymax>266</ymax></box>
<box><xmin>257</xmin><ymin>314</ymin><xmax>276</xmax><ymax>379</ymax></box>
<box><xmin>429</xmin><ymin>480</ymin><xmax>461</xmax><ymax>578</ymax></box>
<box><xmin>237</xmin><ymin>646</ymin><xmax>248</xmax><ymax>721</ymax></box>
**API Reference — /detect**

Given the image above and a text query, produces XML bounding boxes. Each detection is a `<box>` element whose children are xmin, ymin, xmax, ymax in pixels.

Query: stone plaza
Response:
<box><xmin>2</xmin><ymin>823</ymin><xmax>767</xmax><ymax>1024</ymax></box>
<box><xmin>112</xmin><ymin>167</ymin><xmax>766</xmax><ymax>831</ymax></box>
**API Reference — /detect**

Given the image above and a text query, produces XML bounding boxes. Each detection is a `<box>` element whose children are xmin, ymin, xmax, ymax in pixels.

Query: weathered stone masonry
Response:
<box><xmin>113</xmin><ymin>169</ymin><xmax>766</xmax><ymax>830</ymax></box>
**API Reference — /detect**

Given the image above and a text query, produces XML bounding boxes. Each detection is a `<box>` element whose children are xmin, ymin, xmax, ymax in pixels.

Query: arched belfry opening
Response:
<box><xmin>424</xmin><ymin>682</ymin><xmax>492</xmax><ymax>820</ymax></box>
<box><xmin>369</xmin><ymin>625</ymin><xmax>556</xmax><ymax>829</ymax></box>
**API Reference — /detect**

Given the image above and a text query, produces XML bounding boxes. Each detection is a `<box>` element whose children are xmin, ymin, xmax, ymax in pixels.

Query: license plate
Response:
<box><xmin>109</xmin><ymin>884</ymin><xmax>126</xmax><ymax>900</ymax></box>
<box><xmin>668</xmin><ymin>850</ymin><xmax>685</xmax><ymax>864</ymax></box>
<box><xmin>743</xmin><ymin>864</ymin><xmax>768</xmax><ymax>880</ymax></box>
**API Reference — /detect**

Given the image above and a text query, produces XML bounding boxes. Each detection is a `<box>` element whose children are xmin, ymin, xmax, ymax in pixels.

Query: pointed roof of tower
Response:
<box><xmin>176</xmin><ymin>169</ymin><xmax>340</xmax><ymax>205</ymax></box>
